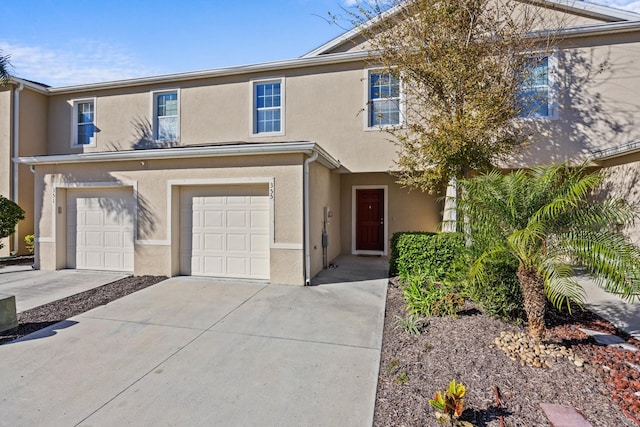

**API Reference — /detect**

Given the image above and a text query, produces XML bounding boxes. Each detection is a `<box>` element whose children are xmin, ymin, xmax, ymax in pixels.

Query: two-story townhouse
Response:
<box><xmin>4</xmin><ymin>0</ymin><xmax>640</xmax><ymax>285</ymax></box>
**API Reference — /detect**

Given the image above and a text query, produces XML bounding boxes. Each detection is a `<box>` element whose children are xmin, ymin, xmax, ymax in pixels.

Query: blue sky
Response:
<box><xmin>0</xmin><ymin>0</ymin><xmax>638</xmax><ymax>87</ymax></box>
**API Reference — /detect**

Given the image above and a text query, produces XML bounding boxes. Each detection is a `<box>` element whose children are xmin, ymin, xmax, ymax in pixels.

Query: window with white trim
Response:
<box><xmin>153</xmin><ymin>90</ymin><xmax>179</xmax><ymax>142</ymax></box>
<box><xmin>73</xmin><ymin>100</ymin><xmax>96</xmax><ymax>146</ymax></box>
<box><xmin>253</xmin><ymin>80</ymin><xmax>283</xmax><ymax>134</ymax></box>
<box><xmin>368</xmin><ymin>71</ymin><xmax>401</xmax><ymax>127</ymax></box>
<box><xmin>518</xmin><ymin>56</ymin><xmax>555</xmax><ymax>119</ymax></box>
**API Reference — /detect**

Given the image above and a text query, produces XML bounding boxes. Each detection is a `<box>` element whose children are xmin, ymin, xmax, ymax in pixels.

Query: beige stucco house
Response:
<box><xmin>3</xmin><ymin>0</ymin><xmax>640</xmax><ymax>284</ymax></box>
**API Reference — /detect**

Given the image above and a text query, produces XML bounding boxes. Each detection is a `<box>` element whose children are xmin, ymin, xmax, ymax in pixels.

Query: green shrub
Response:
<box><xmin>390</xmin><ymin>231</ymin><xmax>465</xmax><ymax>281</ymax></box>
<box><xmin>462</xmin><ymin>257</ymin><xmax>525</xmax><ymax>323</ymax></box>
<box><xmin>0</xmin><ymin>195</ymin><xmax>25</xmax><ymax>250</ymax></box>
<box><xmin>24</xmin><ymin>234</ymin><xmax>34</xmax><ymax>254</ymax></box>
<box><xmin>402</xmin><ymin>274</ymin><xmax>465</xmax><ymax>317</ymax></box>
<box><xmin>389</xmin><ymin>231</ymin><xmax>435</xmax><ymax>277</ymax></box>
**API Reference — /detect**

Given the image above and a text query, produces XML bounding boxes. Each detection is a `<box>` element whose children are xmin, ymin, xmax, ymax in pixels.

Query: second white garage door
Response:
<box><xmin>180</xmin><ymin>185</ymin><xmax>270</xmax><ymax>280</ymax></box>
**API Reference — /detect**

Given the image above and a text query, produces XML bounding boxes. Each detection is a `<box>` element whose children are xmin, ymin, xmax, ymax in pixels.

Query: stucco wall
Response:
<box><xmin>339</xmin><ymin>173</ymin><xmax>442</xmax><ymax>255</ymax></box>
<box><xmin>0</xmin><ymin>89</ymin><xmax>11</xmax><ymax>256</ymax></box>
<box><xmin>308</xmin><ymin>161</ymin><xmax>341</xmax><ymax>278</ymax></box>
<box><xmin>508</xmin><ymin>33</ymin><xmax>640</xmax><ymax>167</ymax></box>
<box><xmin>45</xmin><ymin>61</ymin><xmax>398</xmax><ymax>173</ymax></box>
<box><xmin>34</xmin><ymin>153</ymin><xmax>305</xmax><ymax>284</ymax></box>
<box><xmin>14</xmin><ymin>88</ymin><xmax>48</xmax><ymax>254</ymax></box>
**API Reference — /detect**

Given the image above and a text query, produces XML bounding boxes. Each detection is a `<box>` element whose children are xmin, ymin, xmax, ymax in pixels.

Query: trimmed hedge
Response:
<box><xmin>389</xmin><ymin>231</ymin><xmax>465</xmax><ymax>281</ymax></box>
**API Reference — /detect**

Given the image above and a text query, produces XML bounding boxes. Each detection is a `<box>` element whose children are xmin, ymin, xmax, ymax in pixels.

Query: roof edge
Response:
<box><xmin>303</xmin><ymin>0</ymin><xmax>640</xmax><ymax>58</ymax></box>
<box><xmin>15</xmin><ymin>142</ymin><xmax>342</xmax><ymax>170</ymax></box>
<box><xmin>48</xmin><ymin>51</ymin><xmax>370</xmax><ymax>95</ymax></box>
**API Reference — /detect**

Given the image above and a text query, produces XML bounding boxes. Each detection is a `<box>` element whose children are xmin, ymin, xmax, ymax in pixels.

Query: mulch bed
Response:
<box><xmin>373</xmin><ymin>278</ymin><xmax>640</xmax><ymax>426</ymax></box>
<box><xmin>0</xmin><ymin>275</ymin><xmax>166</xmax><ymax>345</ymax></box>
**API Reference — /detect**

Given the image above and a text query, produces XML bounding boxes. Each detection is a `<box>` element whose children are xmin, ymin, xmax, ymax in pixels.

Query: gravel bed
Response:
<box><xmin>0</xmin><ymin>275</ymin><xmax>166</xmax><ymax>345</ymax></box>
<box><xmin>373</xmin><ymin>279</ymin><xmax>639</xmax><ymax>426</ymax></box>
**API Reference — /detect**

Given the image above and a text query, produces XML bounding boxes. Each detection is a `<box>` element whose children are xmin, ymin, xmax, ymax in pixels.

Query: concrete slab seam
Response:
<box><xmin>206</xmin><ymin>329</ymin><xmax>382</xmax><ymax>351</ymax></box>
<box><xmin>72</xmin><ymin>283</ymin><xmax>270</xmax><ymax>426</ymax></box>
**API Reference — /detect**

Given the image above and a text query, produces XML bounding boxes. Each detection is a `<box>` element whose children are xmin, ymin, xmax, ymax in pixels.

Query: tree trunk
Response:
<box><xmin>517</xmin><ymin>265</ymin><xmax>547</xmax><ymax>341</ymax></box>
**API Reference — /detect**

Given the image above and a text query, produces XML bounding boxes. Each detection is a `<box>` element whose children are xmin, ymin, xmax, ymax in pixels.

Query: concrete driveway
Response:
<box><xmin>0</xmin><ymin>256</ymin><xmax>388</xmax><ymax>426</ymax></box>
<box><xmin>0</xmin><ymin>265</ymin><xmax>128</xmax><ymax>312</ymax></box>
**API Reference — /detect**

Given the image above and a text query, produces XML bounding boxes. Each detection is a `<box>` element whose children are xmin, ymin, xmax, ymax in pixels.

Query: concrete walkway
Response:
<box><xmin>0</xmin><ymin>255</ymin><xmax>388</xmax><ymax>427</ymax></box>
<box><xmin>0</xmin><ymin>265</ymin><xmax>128</xmax><ymax>312</ymax></box>
<box><xmin>577</xmin><ymin>274</ymin><xmax>640</xmax><ymax>340</ymax></box>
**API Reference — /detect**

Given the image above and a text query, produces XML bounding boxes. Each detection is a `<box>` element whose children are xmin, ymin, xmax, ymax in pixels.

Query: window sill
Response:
<box><xmin>250</xmin><ymin>131</ymin><xmax>285</xmax><ymax>138</ymax></box>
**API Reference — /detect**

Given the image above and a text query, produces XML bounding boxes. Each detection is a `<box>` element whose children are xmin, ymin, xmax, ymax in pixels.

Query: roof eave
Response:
<box><xmin>47</xmin><ymin>51</ymin><xmax>370</xmax><ymax>95</ymax></box>
<box><xmin>15</xmin><ymin>142</ymin><xmax>342</xmax><ymax>170</ymax></box>
<box><xmin>303</xmin><ymin>0</ymin><xmax>640</xmax><ymax>58</ymax></box>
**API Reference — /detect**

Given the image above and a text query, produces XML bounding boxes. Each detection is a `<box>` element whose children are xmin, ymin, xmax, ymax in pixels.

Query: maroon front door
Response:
<box><xmin>355</xmin><ymin>188</ymin><xmax>384</xmax><ymax>251</ymax></box>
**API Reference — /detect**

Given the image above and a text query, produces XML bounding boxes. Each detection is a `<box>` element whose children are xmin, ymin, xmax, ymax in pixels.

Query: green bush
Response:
<box><xmin>0</xmin><ymin>195</ymin><xmax>25</xmax><ymax>250</ymax></box>
<box><xmin>462</xmin><ymin>257</ymin><xmax>525</xmax><ymax>323</ymax></box>
<box><xmin>390</xmin><ymin>231</ymin><xmax>465</xmax><ymax>281</ymax></box>
<box><xmin>402</xmin><ymin>273</ymin><xmax>464</xmax><ymax>317</ymax></box>
<box><xmin>24</xmin><ymin>234</ymin><xmax>35</xmax><ymax>254</ymax></box>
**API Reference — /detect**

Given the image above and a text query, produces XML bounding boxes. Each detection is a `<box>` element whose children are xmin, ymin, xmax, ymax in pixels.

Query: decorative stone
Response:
<box><xmin>0</xmin><ymin>294</ymin><xmax>18</xmax><ymax>333</ymax></box>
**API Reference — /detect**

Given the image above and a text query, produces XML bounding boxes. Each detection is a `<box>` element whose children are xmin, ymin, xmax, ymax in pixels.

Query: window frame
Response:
<box><xmin>517</xmin><ymin>53</ymin><xmax>558</xmax><ymax>120</ymax></box>
<box><xmin>70</xmin><ymin>98</ymin><xmax>97</xmax><ymax>147</ymax></box>
<box><xmin>365</xmin><ymin>68</ymin><xmax>403</xmax><ymax>130</ymax></box>
<box><xmin>151</xmin><ymin>89</ymin><xmax>181</xmax><ymax>143</ymax></box>
<box><xmin>251</xmin><ymin>77</ymin><xmax>285</xmax><ymax>136</ymax></box>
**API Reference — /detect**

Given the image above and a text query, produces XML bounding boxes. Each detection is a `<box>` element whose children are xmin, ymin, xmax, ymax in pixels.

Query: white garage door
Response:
<box><xmin>180</xmin><ymin>185</ymin><xmax>270</xmax><ymax>280</ymax></box>
<box><xmin>67</xmin><ymin>188</ymin><xmax>134</xmax><ymax>272</ymax></box>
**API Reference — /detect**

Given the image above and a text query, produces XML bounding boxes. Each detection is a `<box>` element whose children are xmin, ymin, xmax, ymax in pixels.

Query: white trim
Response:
<box><xmin>136</xmin><ymin>240</ymin><xmax>171</xmax><ymax>246</ymax></box>
<box><xmin>250</xmin><ymin>77</ymin><xmax>285</xmax><ymax>136</ymax></box>
<box><xmin>151</xmin><ymin>88</ymin><xmax>180</xmax><ymax>144</ymax></box>
<box><xmin>69</xmin><ymin>97</ymin><xmax>97</xmax><ymax>148</ymax></box>
<box><xmin>35</xmin><ymin>237</ymin><xmax>54</xmax><ymax>243</ymax></box>
<box><xmin>351</xmin><ymin>185</ymin><xmax>388</xmax><ymax>256</ymax></box>
<box><xmin>16</xmin><ymin>141</ymin><xmax>341</xmax><ymax>170</ymax></box>
<box><xmin>363</xmin><ymin>67</ymin><xmax>404</xmax><ymax>130</ymax></box>
<box><xmin>271</xmin><ymin>243</ymin><xmax>303</xmax><ymax>250</ymax></box>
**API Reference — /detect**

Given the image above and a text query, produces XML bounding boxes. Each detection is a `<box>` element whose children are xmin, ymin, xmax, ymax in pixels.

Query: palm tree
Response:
<box><xmin>0</xmin><ymin>50</ymin><xmax>12</xmax><ymax>86</ymax></box>
<box><xmin>458</xmin><ymin>162</ymin><xmax>640</xmax><ymax>341</ymax></box>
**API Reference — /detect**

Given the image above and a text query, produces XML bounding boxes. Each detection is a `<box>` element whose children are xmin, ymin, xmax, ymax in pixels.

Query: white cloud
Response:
<box><xmin>0</xmin><ymin>41</ymin><xmax>157</xmax><ymax>87</ymax></box>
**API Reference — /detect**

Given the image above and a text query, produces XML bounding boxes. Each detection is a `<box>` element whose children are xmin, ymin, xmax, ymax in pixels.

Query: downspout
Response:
<box><xmin>11</xmin><ymin>82</ymin><xmax>24</xmax><ymax>255</ymax></box>
<box><xmin>303</xmin><ymin>151</ymin><xmax>318</xmax><ymax>286</ymax></box>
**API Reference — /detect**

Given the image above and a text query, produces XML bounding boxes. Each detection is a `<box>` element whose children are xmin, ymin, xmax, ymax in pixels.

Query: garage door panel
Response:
<box><xmin>227</xmin><ymin>234</ymin><xmax>247</xmax><ymax>252</ymax></box>
<box><xmin>67</xmin><ymin>189</ymin><xmax>134</xmax><ymax>272</ymax></box>
<box><xmin>180</xmin><ymin>185</ymin><xmax>270</xmax><ymax>280</ymax></box>
<box><xmin>204</xmin><ymin>210</ymin><xmax>223</xmax><ymax>227</ymax></box>
<box><xmin>204</xmin><ymin>233</ymin><xmax>223</xmax><ymax>251</ymax></box>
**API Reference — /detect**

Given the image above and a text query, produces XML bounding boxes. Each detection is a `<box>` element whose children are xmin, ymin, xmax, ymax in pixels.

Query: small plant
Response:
<box><xmin>428</xmin><ymin>379</ymin><xmax>472</xmax><ymax>426</ymax></box>
<box><xmin>394</xmin><ymin>313</ymin><xmax>425</xmax><ymax>335</ymax></box>
<box><xmin>402</xmin><ymin>274</ymin><xmax>464</xmax><ymax>317</ymax></box>
<box><xmin>395</xmin><ymin>371</ymin><xmax>409</xmax><ymax>385</ymax></box>
<box><xmin>24</xmin><ymin>234</ymin><xmax>34</xmax><ymax>254</ymax></box>
<box><xmin>385</xmin><ymin>359</ymin><xmax>401</xmax><ymax>375</ymax></box>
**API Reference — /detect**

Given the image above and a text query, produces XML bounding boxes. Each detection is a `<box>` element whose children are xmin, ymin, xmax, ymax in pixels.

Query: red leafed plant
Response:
<box><xmin>428</xmin><ymin>379</ymin><xmax>473</xmax><ymax>426</ymax></box>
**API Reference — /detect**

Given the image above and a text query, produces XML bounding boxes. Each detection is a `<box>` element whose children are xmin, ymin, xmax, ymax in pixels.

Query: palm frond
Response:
<box><xmin>538</xmin><ymin>256</ymin><xmax>585</xmax><ymax>311</ymax></box>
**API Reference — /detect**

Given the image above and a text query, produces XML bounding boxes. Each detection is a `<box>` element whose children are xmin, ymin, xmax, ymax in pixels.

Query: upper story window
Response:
<box><xmin>253</xmin><ymin>79</ymin><xmax>283</xmax><ymax>135</ymax></box>
<box><xmin>153</xmin><ymin>90</ymin><xmax>179</xmax><ymax>142</ymax></box>
<box><xmin>72</xmin><ymin>99</ymin><xmax>96</xmax><ymax>146</ymax></box>
<box><xmin>518</xmin><ymin>56</ymin><xmax>556</xmax><ymax>119</ymax></box>
<box><xmin>369</xmin><ymin>71</ymin><xmax>401</xmax><ymax>127</ymax></box>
